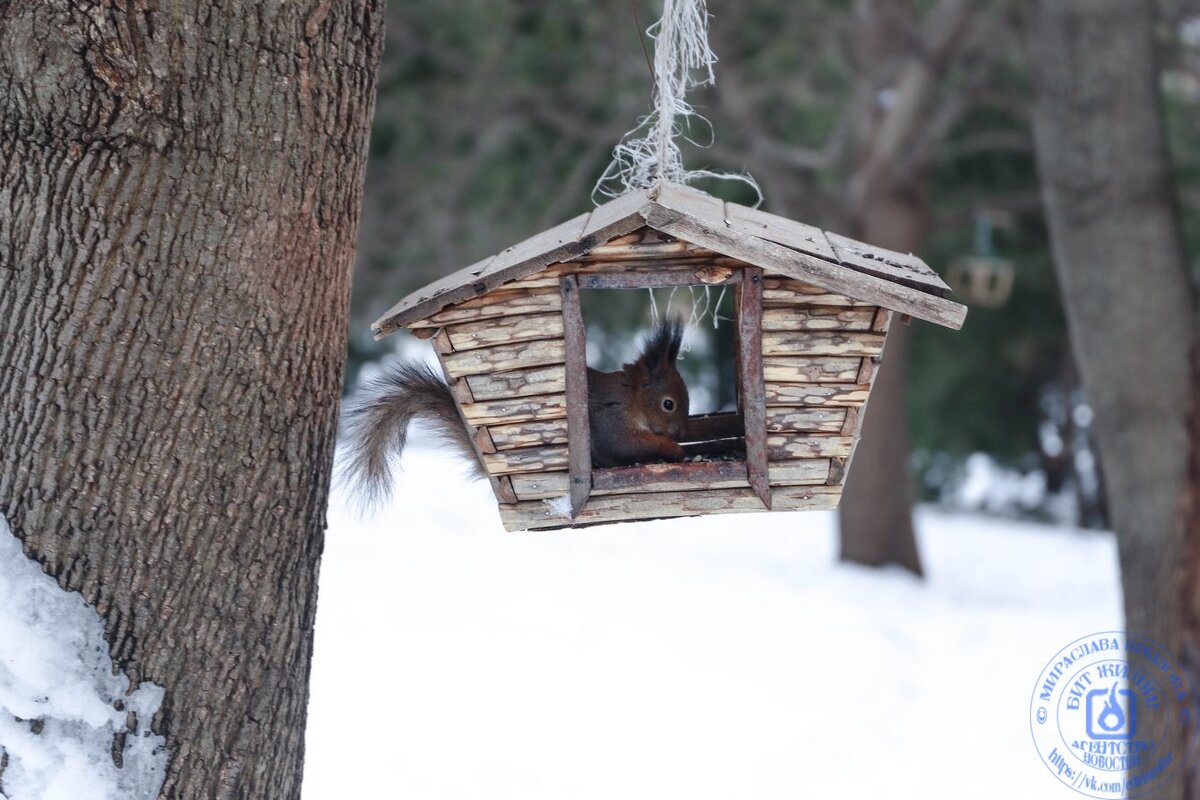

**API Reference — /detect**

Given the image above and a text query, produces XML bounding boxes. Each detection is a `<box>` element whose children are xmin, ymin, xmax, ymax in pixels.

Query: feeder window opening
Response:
<box><xmin>559</xmin><ymin>264</ymin><xmax>768</xmax><ymax>514</ymax></box>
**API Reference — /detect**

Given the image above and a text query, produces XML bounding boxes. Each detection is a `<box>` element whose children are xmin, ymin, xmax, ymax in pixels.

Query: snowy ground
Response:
<box><xmin>304</xmin><ymin>441</ymin><xmax>1122</xmax><ymax>800</ymax></box>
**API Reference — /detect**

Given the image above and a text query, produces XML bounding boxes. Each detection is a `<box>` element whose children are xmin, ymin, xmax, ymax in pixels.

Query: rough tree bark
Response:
<box><xmin>0</xmin><ymin>3</ymin><xmax>384</xmax><ymax>798</ymax></box>
<box><xmin>1024</xmin><ymin>1</ymin><xmax>1199</xmax><ymax>797</ymax></box>
<box><xmin>839</xmin><ymin>191</ymin><xmax>927</xmax><ymax>574</ymax></box>
<box><xmin>837</xmin><ymin>0</ymin><xmax>972</xmax><ymax>575</ymax></box>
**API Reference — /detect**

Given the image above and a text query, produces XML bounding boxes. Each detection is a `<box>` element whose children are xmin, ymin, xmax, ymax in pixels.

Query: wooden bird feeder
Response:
<box><xmin>371</xmin><ymin>184</ymin><xmax>967</xmax><ymax>531</ymax></box>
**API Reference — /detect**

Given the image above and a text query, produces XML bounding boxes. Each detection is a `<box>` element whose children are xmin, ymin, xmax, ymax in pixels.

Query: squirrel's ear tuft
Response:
<box><xmin>665</xmin><ymin>320</ymin><xmax>682</xmax><ymax>364</ymax></box>
<box><xmin>641</xmin><ymin>318</ymin><xmax>683</xmax><ymax>371</ymax></box>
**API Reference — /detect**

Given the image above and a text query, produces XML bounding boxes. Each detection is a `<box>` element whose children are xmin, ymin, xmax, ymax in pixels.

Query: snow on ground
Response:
<box><xmin>305</xmin><ymin>439</ymin><xmax>1121</xmax><ymax>800</ymax></box>
<box><xmin>0</xmin><ymin>516</ymin><xmax>167</xmax><ymax>800</ymax></box>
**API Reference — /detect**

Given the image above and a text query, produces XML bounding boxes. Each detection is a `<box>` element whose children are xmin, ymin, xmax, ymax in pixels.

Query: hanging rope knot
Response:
<box><xmin>593</xmin><ymin>0</ymin><xmax>761</xmax><ymax>204</ymax></box>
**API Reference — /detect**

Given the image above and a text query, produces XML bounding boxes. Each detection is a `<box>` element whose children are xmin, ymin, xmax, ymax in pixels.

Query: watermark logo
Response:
<box><xmin>1085</xmin><ymin>683</ymin><xmax>1135</xmax><ymax>740</ymax></box>
<box><xmin>1030</xmin><ymin>632</ymin><xmax>1196</xmax><ymax>798</ymax></box>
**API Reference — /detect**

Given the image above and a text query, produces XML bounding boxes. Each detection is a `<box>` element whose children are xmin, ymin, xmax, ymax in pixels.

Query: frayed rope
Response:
<box><xmin>593</xmin><ymin>0</ymin><xmax>762</xmax><ymax>205</ymax></box>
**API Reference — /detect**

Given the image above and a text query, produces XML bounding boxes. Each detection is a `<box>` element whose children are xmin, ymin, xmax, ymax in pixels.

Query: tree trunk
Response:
<box><xmin>0</xmin><ymin>3</ymin><xmax>384</xmax><ymax>798</ymax></box>
<box><xmin>835</xmin><ymin>0</ymin><xmax>972</xmax><ymax>576</ymax></box>
<box><xmin>838</xmin><ymin>190</ymin><xmax>927</xmax><ymax>575</ymax></box>
<box><xmin>1024</xmin><ymin>1</ymin><xmax>1199</xmax><ymax>797</ymax></box>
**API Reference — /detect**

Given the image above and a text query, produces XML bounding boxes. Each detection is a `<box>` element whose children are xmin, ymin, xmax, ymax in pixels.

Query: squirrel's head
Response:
<box><xmin>626</xmin><ymin>319</ymin><xmax>689</xmax><ymax>440</ymax></box>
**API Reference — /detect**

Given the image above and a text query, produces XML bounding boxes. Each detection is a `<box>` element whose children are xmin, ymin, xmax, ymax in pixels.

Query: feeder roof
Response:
<box><xmin>372</xmin><ymin>183</ymin><xmax>966</xmax><ymax>339</ymax></box>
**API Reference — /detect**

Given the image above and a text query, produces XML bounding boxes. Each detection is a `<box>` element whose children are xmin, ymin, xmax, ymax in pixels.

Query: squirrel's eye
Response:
<box><xmin>662</xmin><ymin>398</ymin><xmax>675</xmax><ymax>412</ymax></box>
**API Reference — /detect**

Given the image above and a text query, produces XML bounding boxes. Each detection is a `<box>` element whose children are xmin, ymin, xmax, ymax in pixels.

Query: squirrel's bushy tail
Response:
<box><xmin>339</xmin><ymin>361</ymin><xmax>485</xmax><ymax>510</ymax></box>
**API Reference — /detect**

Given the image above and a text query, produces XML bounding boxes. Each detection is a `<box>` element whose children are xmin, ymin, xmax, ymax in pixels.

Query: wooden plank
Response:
<box><xmin>474</xmin><ymin>425</ymin><xmax>497</xmax><ymax>454</ymax></box>
<box><xmin>577</xmin><ymin>267</ymin><xmax>741</xmax><ymax>290</ymax></box>
<box><xmin>763</xmin><ymin>356</ymin><xmax>862</xmax><ymax>383</ymax></box>
<box><xmin>767</xmin><ymin>459</ymin><xmax>832</xmax><ymax>486</ymax></box>
<box><xmin>411</xmin><ymin>287</ymin><xmax>562</xmax><ymax>328</ymax></box>
<box><xmin>447</xmin><ymin>376</ymin><xmax>474</xmax><ymax>405</ymax></box>
<box><xmin>561</xmin><ymin>275</ymin><xmax>592</xmax><ymax>517</ymax></box>
<box><xmin>598</xmin><ymin>230</ymin><xmax>644</xmax><ymax>246</ymax></box>
<box><xmin>765</xmin><ymin>407</ymin><xmax>847</xmax><ymax>434</ymax></box>
<box><xmin>431</xmin><ymin>329</ymin><xmax>516</xmax><ymax>507</ymax></box>
<box><xmin>762</xmin><ymin>330</ymin><xmax>886</xmax><ymax>357</ymax></box>
<box><xmin>373</xmin><ymin>189</ymin><xmax>655</xmax><ymax>337</ymax></box>
<box><xmin>872</xmin><ymin>307</ymin><xmax>893</xmax><ymax>332</ymax></box>
<box><xmin>763</xmin><ymin>277</ymin><xmax>840</xmax><ymax>294</ymax></box>
<box><xmin>580</xmin><ymin>243</ymin><xmax>701</xmax><ymax>261</ymax></box>
<box><xmin>380</xmin><ymin>206</ymin><xmax>592</xmax><ymax>337</ymax></box>
<box><xmin>840</xmin><ymin>406</ymin><xmax>861</xmax><ymax>436</ymax></box>
<box><xmin>531</xmin><ymin>255</ymin><xmax>746</xmax><ymax>281</ymax></box>
<box><xmin>464</xmin><ymin>365</ymin><xmax>566</xmax><ymax>401</ymax></box>
<box><xmin>580</xmin><ymin>188</ymin><xmax>653</xmax><ymax>239</ymax></box>
<box><xmin>595</xmin><ymin>474</ymin><xmax>751</xmax><ymax>494</ymax></box>
<box><xmin>488</xmin><ymin>419</ymin><xmax>570</xmax><ymax>450</ymax></box>
<box><xmin>764</xmin><ymin>383</ymin><xmax>870</xmax><ymax>407</ymax></box>
<box><xmin>483</xmin><ymin>445</ymin><xmax>569</xmax><ymax>475</ymax></box>
<box><xmin>444</xmin><ymin>312</ymin><xmax>564</xmax><ymax>352</ymax></box>
<box><xmin>825</xmin><ymin>231</ymin><xmax>951</xmax><ymax>296</ymax></box>
<box><xmin>762</xmin><ymin>277</ymin><xmax>872</xmax><ymax>307</ymax></box>
<box><xmin>432</xmin><ymin>331</ymin><xmax>454</xmax><ymax>355</ymax></box>
<box><xmin>763</xmin><ymin>291</ymin><xmax>869</xmax><ymax>307</ymax></box>
<box><xmin>372</xmin><ymin>253</ymin><xmax>498</xmax><ymax>339</ymax></box>
<box><xmin>505</xmin><ymin>273</ymin><xmax>566</xmax><ymax>290</ymax></box>
<box><xmin>762</xmin><ymin>306</ymin><xmax>876</xmax><ymax>332</ymax></box>
<box><xmin>510</xmin><ymin>472</ymin><xmax>571</xmax><ymax>500</ymax></box>
<box><xmin>503</xmin><ymin>479</ymin><xmax>846</xmax><ymax>528</ymax></box>
<box><xmin>578</xmin><ymin>245</ymin><xmax>710</xmax><ymax>263</ymax></box>
<box><xmin>724</xmin><ymin>202</ymin><xmax>838</xmax><ymax>261</ymax></box>
<box><xmin>581</xmin><ymin>226</ymin><xmax>701</xmax><ymax>261</ymax></box>
<box><xmin>499</xmin><ymin>487</ymin><xmax>767</xmax><ymax>531</ymax></box>
<box><xmin>857</xmin><ymin>357</ymin><xmax>881</xmax><ymax>385</ymax></box>
<box><xmin>643</xmin><ymin>200</ymin><xmax>967</xmax><ymax>329</ymax></box>
<box><xmin>508</xmin><ymin>466</ymin><xmax>752</xmax><ymax>501</ymax></box>
<box><xmin>460</xmin><ymin>393</ymin><xmax>567</xmax><ymax>426</ymax></box>
<box><xmin>771</xmin><ymin>484</ymin><xmax>842</xmax><ymax>511</ymax></box>
<box><xmin>684</xmin><ymin>411</ymin><xmax>744</xmax><ymax>442</ymax></box>
<box><xmin>682</xmin><ymin>439</ymin><xmax>745</xmax><ymax>459</ymax></box>
<box><xmin>654</xmin><ymin>182</ymin><xmax>728</xmax><ymax>226</ymax></box>
<box><xmin>441</xmin><ymin>339</ymin><xmax>565</xmax><ymax>377</ymax></box>
<box><xmin>739</xmin><ymin>267</ymin><xmax>770</xmax><ymax>508</ymax></box>
<box><xmin>484</xmin><ymin>213</ymin><xmax>594</xmax><ymax>278</ymax></box>
<box><xmin>767</xmin><ymin>435</ymin><xmax>856</xmax><ymax>459</ymax></box>
<box><xmin>592</xmin><ymin>460</ymin><xmax>750</xmax><ymax>492</ymax></box>
<box><xmin>494</xmin><ymin>475</ymin><xmax>518</xmax><ymax>504</ymax></box>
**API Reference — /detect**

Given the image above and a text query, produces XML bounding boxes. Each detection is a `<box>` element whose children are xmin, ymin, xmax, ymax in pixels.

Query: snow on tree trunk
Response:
<box><xmin>0</xmin><ymin>514</ymin><xmax>167</xmax><ymax>800</ymax></box>
<box><xmin>0</xmin><ymin>3</ymin><xmax>385</xmax><ymax>797</ymax></box>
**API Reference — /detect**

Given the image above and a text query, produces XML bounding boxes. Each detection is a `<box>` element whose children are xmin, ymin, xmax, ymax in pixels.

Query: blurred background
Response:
<box><xmin>345</xmin><ymin>0</ymin><xmax>1199</xmax><ymax>530</ymax></box>
<box><xmin>309</xmin><ymin>4</ymin><xmax>1200</xmax><ymax>797</ymax></box>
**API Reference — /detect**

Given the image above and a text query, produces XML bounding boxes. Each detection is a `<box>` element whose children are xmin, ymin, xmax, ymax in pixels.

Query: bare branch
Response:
<box><xmin>849</xmin><ymin>0</ymin><xmax>977</xmax><ymax>209</ymax></box>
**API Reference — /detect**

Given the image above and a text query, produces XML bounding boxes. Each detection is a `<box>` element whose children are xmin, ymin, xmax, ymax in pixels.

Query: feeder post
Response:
<box><xmin>739</xmin><ymin>267</ymin><xmax>770</xmax><ymax>508</ymax></box>
<box><xmin>560</xmin><ymin>275</ymin><xmax>593</xmax><ymax>516</ymax></box>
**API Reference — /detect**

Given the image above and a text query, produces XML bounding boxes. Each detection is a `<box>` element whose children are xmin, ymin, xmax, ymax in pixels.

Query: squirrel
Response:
<box><xmin>340</xmin><ymin>319</ymin><xmax>690</xmax><ymax>508</ymax></box>
<box><xmin>586</xmin><ymin>319</ymin><xmax>689</xmax><ymax>468</ymax></box>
